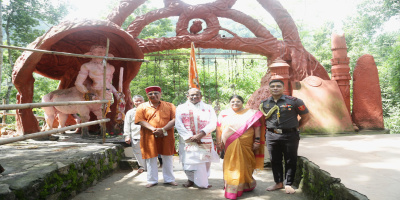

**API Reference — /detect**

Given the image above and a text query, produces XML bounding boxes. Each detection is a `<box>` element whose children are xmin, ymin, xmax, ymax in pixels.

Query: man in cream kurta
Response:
<box><xmin>175</xmin><ymin>88</ymin><xmax>219</xmax><ymax>189</ymax></box>
<box><xmin>123</xmin><ymin>95</ymin><xmax>146</xmax><ymax>173</ymax></box>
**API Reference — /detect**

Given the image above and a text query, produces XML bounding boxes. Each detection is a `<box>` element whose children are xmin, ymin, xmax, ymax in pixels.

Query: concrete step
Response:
<box><xmin>119</xmin><ymin>158</ymin><xmax>139</xmax><ymax>170</ymax></box>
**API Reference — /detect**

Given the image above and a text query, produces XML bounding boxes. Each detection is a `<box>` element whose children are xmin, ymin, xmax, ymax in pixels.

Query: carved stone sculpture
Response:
<box><xmin>12</xmin><ymin>20</ymin><xmax>143</xmax><ymax>134</ymax></box>
<box><xmin>352</xmin><ymin>54</ymin><xmax>384</xmax><ymax>130</ymax></box>
<box><xmin>42</xmin><ymin>80</ymin><xmax>104</xmax><ymax>137</ymax></box>
<box><xmin>331</xmin><ymin>33</ymin><xmax>351</xmax><ymax>114</ymax></box>
<box><xmin>189</xmin><ymin>20</ymin><xmax>203</xmax><ymax>34</ymax></box>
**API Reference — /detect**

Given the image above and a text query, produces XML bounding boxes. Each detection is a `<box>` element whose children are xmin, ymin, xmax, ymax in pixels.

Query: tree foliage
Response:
<box><xmin>3</xmin><ymin>0</ymin><xmax>68</xmax><ymax>46</ymax></box>
<box><xmin>1</xmin><ymin>0</ymin><xmax>68</xmax><ymax>105</ymax></box>
<box><xmin>130</xmin><ymin>52</ymin><xmax>267</xmax><ymax>110</ymax></box>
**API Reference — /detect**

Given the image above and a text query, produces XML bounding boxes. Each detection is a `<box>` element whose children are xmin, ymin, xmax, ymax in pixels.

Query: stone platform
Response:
<box><xmin>0</xmin><ymin>133</ymin><xmax>125</xmax><ymax>200</ymax></box>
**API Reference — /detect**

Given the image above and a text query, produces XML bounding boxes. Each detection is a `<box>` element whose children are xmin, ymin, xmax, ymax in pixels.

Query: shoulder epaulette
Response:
<box><xmin>285</xmin><ymin>96</ymin><xmax>298</xmax><ymax>101</ymax></box>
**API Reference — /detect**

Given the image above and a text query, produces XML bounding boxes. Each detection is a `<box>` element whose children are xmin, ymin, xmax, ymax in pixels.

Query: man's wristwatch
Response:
<box><xmin>162</xmin><ymin>128</ymin><xmax>168</xmax><ymax>136</ymax></box>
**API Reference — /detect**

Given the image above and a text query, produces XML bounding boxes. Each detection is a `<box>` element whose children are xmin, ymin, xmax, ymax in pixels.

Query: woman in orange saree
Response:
<box><xmin>216</xmin><ymin>95</ymin><xmax>265</xmax><ymax>199</ymax></box>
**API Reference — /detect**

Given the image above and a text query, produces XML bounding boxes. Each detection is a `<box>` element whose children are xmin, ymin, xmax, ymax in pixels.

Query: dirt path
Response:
<box><xmin>73</xmin><ymin>157</ymin><xmax>307</xmax><ymax>200</ymax></box>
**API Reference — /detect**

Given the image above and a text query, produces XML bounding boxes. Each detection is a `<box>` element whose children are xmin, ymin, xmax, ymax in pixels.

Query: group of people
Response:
<box><xmin>123</xmin><ymin>80</ymin><xmax>310</xmax><ymax>199</ymax></box>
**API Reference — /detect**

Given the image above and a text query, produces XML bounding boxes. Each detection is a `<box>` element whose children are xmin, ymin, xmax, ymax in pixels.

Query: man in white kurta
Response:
<box><xmin>175</xmin><ymin>88</ymin><xmax>219</xmax><ymax>189</ymax></box>
<box><xmin>123</xmin><ymin>95</ymin><xmax>146</xmax><ymax>173</ymax></box>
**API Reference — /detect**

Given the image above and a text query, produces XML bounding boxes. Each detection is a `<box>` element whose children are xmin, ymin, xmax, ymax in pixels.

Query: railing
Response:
<box><xmin>0</xmin><ymin>119</ymin><xmax>110</xmax><ymax>145</ymax></box>
<box><xmin>0</xmin><ymin>100</ymin><xmax>112</xmax><ymax>145</ymax></box>
<box><xmin>0</xmin><ymin>100</ymin><xmax>109</xmax><ymax>110</ymax></box>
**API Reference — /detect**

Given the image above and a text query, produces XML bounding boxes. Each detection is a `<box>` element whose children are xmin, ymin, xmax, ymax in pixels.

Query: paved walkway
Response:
<box><xmin>299</xmin><ymin>133</ymin><xmax>400</xmax><ymax>200</ymax></box>
<box><xmin>72</xmin><ymin>156</ymin><xmax>306</xmax><ymax>200</ymax></box>
<box><xmin>3</xmin><ymin>132</ymin><xmax>397</xmax><ymax>199</ymax></box>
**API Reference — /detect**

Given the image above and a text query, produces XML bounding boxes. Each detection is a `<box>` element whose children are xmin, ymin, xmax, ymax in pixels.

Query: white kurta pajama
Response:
<box><xmin>175</xmin><ymin>101</ymin><xmax>219</xmax><ymax>188</ymax></box>
<box><xmin>123</xmin><ymin>107</ymin><xmax>146</xmax><ymax>170</ymax></box>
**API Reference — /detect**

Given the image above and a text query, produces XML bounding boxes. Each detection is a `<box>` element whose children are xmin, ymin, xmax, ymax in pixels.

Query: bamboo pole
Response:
<box><xmin>0</xmin><ymin>119</ymin><xmax>110</xmax><ymax>145</ymax></box>
<box><xmin>102</xmin><ymin>39</ymin><xmax>110</xmax><ymax>144</ymax></box>
<box><xmin>1</xmin><ymin>100</ymin><xmax>5</xmax><ymax>124</ymax></box>
<box><xmin>0</xmin><ymin>44</ymin><xmax>149</xmax><ymax>63</ymax></box>
<box><xmin>0</xmin><ymin>100</ymin><xmax>110</xmax><ymax>110</ymax></box>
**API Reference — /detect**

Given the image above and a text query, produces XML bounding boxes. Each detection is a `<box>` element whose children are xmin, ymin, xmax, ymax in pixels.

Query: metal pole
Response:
<box><xmin>0</xmin><ymin>44</ymin><xmax>148</xmax><ymax>63</ymax></box>
<box><xmin>0</xmin><ymin>119</ymin><xmax>110</xmax><ymax>145</ymax></box>
<box><xmin>0</xmin><ymin>100</ymin><xmax>109</xmax><ymax>110</ymax></box>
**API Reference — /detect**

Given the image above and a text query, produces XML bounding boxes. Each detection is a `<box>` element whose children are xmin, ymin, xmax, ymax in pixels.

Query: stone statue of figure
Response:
<box><xmin>75</xmin><ymin>45</ymin><xmax>119</xmax><ymax>100</ymax></box>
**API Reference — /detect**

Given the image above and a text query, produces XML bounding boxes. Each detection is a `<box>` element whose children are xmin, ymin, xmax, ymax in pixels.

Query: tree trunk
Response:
<box><xmin>0</xmin><ymin>0</ymin><xmax>3</xmax><ymax>92</ymax></box>
<box><xmin>4</xmin><ymin>1</ymin><xmax>15</xmax><ymax>119</ymax></box>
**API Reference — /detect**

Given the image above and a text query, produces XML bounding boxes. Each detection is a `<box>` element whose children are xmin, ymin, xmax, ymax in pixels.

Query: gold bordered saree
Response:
<box><xmin>217</xmin><ymin>108</ymin><xmax>265</xmax><ymax>199</ymax></box>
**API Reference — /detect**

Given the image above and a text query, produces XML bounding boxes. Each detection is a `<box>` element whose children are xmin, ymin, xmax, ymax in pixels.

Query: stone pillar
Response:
<box><xmin>268</xmin><ymin>57</ymin><xmax>291</xmax><ymax>95</ymax></box>
<box><xmin>352</xmin><ymin>54</ymin><xmax>384</xmax><ymax>130</ymax></box>
<box><xmin>331</xmin><ymin>33</ymin><xmax>351</xmax><ymax>114</ymax></box>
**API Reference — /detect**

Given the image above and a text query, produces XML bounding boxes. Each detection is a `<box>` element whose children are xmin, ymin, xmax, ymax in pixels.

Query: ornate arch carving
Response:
<box><xmin>106</xmin><ymin>0</ymin><xmax>329</xmax><ymax>108</ymax></box>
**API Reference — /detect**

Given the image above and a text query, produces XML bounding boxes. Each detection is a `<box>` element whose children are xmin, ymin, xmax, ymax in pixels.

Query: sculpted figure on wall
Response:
<box><xmin>42</xmin><ymin>45</ymin><xmax>124</xmax><ymax>137</ymax></box>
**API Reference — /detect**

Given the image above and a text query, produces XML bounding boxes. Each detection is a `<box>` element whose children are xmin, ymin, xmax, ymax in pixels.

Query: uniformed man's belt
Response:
<box><xmin>267</xmin><ymin>128</ymin><xmax>298</xmax><ymax>134</ymax></box>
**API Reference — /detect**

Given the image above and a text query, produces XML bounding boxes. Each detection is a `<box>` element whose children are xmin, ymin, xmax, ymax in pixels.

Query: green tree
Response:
<box><xmin>1</xmin><ymin>0</ymin><xmax>68</xmax><ymax>104</ymax></box>
<box><xmin>300</xmin><ymin>21</ymin><xmax>335</xmax><ymax>73</ymax></box>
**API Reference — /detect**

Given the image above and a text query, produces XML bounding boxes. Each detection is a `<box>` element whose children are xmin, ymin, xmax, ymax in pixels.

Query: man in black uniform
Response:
<box><xmin>260</xmin><ymin>80</ymin><xmax>310</xmax><ymax>194</ymax></box>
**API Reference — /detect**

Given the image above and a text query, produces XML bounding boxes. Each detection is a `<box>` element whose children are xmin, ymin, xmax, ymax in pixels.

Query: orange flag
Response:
<box><xmin>189</xmin><ymin>42</ymin><xmax>200</xmax><ymax>89</ymax></box>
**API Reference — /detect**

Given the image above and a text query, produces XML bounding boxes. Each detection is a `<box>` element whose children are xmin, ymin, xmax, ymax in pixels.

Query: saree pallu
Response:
<box><xmin>218</xmin><ymin>109</ymin><xmax>264</xmax><ymax>199</ymax></box>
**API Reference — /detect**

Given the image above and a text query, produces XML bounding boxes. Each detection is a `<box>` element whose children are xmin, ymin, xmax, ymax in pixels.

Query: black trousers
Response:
<box><xmin>266</xmin><ymin>131</ymin><xmax>300</xmax><ymax>185</ymax></box>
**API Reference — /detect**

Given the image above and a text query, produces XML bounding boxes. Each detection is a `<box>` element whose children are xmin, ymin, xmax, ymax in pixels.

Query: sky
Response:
<box><xmin>64</xmin><ymin>0</ymin><xmax>364</xmax><ymax>32</ymax></box>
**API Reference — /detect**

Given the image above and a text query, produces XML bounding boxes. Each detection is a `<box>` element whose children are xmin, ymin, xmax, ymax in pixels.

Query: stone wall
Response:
<box><xmin>294</xmin><ymin>156</ymin><xmax>368</xmax><ymax>200</ymax></box>
<box><xmin>0</xmin><ymin>145</ymin><xmax>124</xmax><ymax>200</ymax></box>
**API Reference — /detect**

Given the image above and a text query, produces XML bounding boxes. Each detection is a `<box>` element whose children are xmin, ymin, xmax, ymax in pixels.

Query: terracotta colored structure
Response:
<box><xmin>292</xmin><ymin>76</ymin><xmax>354</xmax><ymax>133</ymax></box>
<box><xmin>107</xmin><ymin>0</ymin><xmax>330</xmax><ymax>109</ymax></box>
<box><xmin>331</xmin><ymin>33</ymin><xmax>351</xmax><ymax>114</ymax></box>
<box><xmin>12</xmin><ymin>20</ymin><xmax>143</xmax><ymax>134</ymax></box>
<box><xmin>13</xmin><ymin>0</ymin><xmax>331</xmax><ymax>135</ymax></box>
<box><xmin>352</xmin><ymin>54</ymin><xmax>384</xmax><ymax>130</ymax></box>
<box><xmin>11</xmin><ymin>0</ymin><xmax>383</xmax><ymax>134</ymax></box>
<box><xmin>268</xmin><ymin>58</ymin><xmax>291</xmax><ymax>95</ymax></box>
